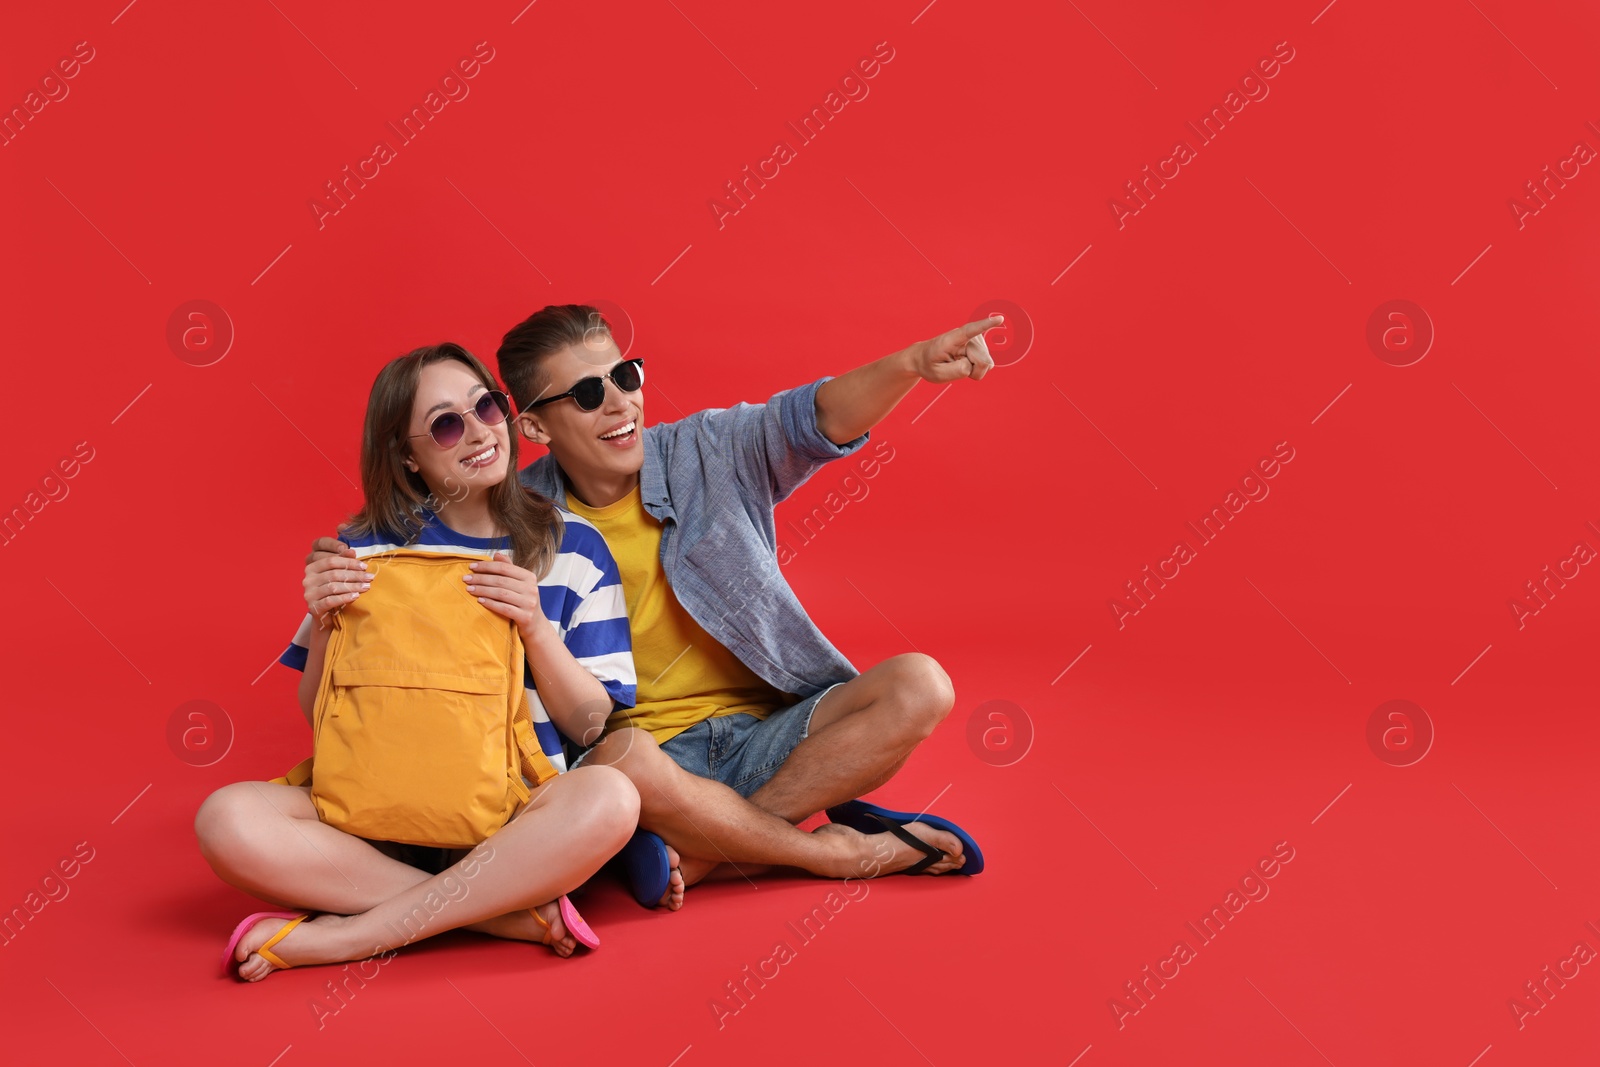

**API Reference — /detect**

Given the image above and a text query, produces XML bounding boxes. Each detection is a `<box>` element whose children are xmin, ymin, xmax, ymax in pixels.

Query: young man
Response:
<box><xmin>305</xmin><ymin>305</ymin><xmax>998</xmax><ymax>908</ymax></box>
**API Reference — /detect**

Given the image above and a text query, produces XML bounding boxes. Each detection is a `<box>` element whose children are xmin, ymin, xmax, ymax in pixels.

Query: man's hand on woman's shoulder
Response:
<box><xmin>304</xmin><ymin>536</ymin><xmax>368</xmax><ymax>627</ymax></box>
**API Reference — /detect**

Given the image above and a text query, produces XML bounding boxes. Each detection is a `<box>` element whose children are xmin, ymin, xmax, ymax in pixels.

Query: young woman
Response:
<box><xmin>196</xmin><ymin>343</ymin><xmax>641</xmax><ymax>980</ymax></box>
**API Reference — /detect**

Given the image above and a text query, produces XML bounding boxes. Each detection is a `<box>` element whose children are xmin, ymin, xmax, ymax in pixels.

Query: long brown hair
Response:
<box><xmin>345</xmin><ymin>343</ymin><xmax>562</xmax><ymax>577</ymax></box>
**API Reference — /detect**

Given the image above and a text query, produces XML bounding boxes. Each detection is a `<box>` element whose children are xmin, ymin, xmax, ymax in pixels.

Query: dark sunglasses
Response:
<box><xmin>407</xmin><ymin>389</ymin><xmax>511</xmax><ymax>448</ymax></box>
<box><xmin>526</xmin><ymin>358</ymin><xmax>645</xmax><ymax>413</ymax></box>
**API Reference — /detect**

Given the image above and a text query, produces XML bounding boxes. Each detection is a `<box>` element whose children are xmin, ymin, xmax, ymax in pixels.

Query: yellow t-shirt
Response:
<box><xmin>565</xmin><ymin>485</ymin><xmax>792</xmax><ymax>745</ymax></box>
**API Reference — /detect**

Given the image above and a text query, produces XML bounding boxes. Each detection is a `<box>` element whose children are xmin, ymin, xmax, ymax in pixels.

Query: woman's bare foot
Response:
<box><xmin>233</xmin><ymin>914</ymin><xmax>356</xmax><ymax>982</ymax></box>
<box><xmin>529</xmin><ymin>900</ymin><xmax>578</xmax><ymax>957</ymax></box>
<box><xmin>812</xmin><ymin>821</ymin><xmax>966</xmax><ymax>877</ymax></box>
<box><xmin>232</xmin><ymin>905</ymin><xmax>584</xmax><ymax>978</ymax></box>
<box><xmin>658</xmin><ymin>844</ymin><xmax>686</xmax><ymax>910</ymax></box>
<box><xmin>467</xmin><ymin>902</ymin><xmax>578</xmax><ymax>956</ymax></box>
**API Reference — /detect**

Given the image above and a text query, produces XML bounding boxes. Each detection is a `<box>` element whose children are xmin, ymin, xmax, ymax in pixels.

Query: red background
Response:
<box><xmin>3</xmin><ymin>1</ymin><xmax>1598</xmax><ymax>1064</ymax></box>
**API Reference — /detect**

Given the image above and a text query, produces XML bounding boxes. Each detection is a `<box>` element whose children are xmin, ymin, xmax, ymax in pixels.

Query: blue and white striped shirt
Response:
<box><xmin>279</xmin><ymin>508</ymin><xmax>636</xmax><ymax>772</ymax></box>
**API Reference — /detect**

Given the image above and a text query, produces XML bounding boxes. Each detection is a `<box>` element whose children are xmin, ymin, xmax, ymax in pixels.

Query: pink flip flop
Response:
<box><xmin>220</xmin><ymin>910</ymin><xmax>307</xmax><ymax>977</ymax></box>
<box><xmin>531</xmin><ymin>894</ymin><xmax>600</xmax><ymax>950</ymax></box>
<box><xmin>559</xmin><ymin>895</ymin><xmax>599</xmax><ymax>950</ymax></box>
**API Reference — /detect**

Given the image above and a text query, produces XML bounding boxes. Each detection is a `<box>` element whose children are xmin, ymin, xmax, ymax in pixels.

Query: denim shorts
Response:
<box><xmin>664</xmin><ymin>685</ymin><xmax>842</xmax><ymax>796</ymax></box>
<box><xmin>575</xmin><ymin>684</ymin><xmax>840</xmax><ymax>798</ymax></box>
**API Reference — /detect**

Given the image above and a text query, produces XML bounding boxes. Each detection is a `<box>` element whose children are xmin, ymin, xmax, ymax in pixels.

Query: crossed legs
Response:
<box><xmin>195</xmin><ymin>764</ymin><xmax>638</xmax><ymax>977</ymax></box>
<box><xmin>582</xmin><ymin>653</ymin><xmax>967</xmax><ymax>894</ymax></box>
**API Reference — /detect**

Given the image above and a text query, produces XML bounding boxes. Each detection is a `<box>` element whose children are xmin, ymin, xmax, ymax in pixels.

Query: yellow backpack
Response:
<box><xmin>275</xmin><ymin>548</ymin><xmax>557</xmax><ymax>848</ymax></box>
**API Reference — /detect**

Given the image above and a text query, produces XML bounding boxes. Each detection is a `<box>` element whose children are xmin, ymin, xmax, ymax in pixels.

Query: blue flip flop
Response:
<box><xmin>618</xmin><ymin>828</ymin><xmax>671</xmax><ymax>907</ymax></box>
<box><xmin>825</xmin><ymin>799</ymin><xmax>985</xmax><ymax>876</ymax></box>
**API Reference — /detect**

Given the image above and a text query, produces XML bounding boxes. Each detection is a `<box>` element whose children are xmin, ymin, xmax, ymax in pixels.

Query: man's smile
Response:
<box><xmin>599</xmin><ymin>419</ymin><xmax>638</xmax><ymax>445</ymax></box>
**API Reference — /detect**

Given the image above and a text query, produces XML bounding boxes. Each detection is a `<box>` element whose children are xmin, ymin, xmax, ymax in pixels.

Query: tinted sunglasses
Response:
<box><xmin>407</xmin><ymin>389</ymin><xmax>511</xmax><ymax>448</ymax></box>
<box><xmin>526</xmin><ymin>358</ymin><xmax>645</xmax><ymax>413</ymax></box>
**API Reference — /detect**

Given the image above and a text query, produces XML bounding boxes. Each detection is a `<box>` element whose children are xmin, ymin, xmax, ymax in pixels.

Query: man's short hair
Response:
<box><xmin>496</xmin><ymin>304</ymin><xmax>613</xmax><ymax>414</ymax></box>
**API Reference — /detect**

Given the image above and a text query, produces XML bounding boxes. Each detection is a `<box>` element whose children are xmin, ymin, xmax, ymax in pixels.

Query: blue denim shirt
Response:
<box><xmin>518</xmin><ymin>376</ymin><xmax>869</xmax><ymax>699</ymax></box>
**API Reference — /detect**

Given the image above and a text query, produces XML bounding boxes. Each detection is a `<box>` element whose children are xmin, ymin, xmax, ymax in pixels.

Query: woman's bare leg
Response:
<box><xmin>222</xmin><ymin>765</ymin><xmax>638</xmax><ymax>979</ymax></box>
<box><xmin>196</xmin><ymin>781</ymin><xmax>433</xmax><ymax>913</ymax></box>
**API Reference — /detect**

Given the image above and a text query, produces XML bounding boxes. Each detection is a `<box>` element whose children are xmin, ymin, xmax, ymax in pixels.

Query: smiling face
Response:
<box><xmin>402</xmin><ymin>360</ymin><xmax>511</xmax><ymax>507</ymax></box>
<box><xmin>514</xmin><ymin>335</ymin><xmax>645</xmax><ymax>505</ymax></box>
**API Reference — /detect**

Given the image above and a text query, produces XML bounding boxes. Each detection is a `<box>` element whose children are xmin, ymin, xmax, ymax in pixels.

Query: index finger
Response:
<box><xmin>309</xmin><ymin>553</ymin><xmax>367</xmax><ymax>576</ymax></box>
<box><xmin>959</xmin><ymin>315</ymin><xmax>1004</xmax><ymax>340</ymax></box>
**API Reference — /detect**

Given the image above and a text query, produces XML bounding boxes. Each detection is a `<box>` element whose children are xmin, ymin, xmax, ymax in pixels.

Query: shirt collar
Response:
<box><xmin>639</xmin><ymin>427</ymin><xmax>670</xmax><ymax>513</ymax></box>
<box><xmin>548</xmin><ymin>427</ymin><xmax>672</xmax><ymax>518</ymax></box>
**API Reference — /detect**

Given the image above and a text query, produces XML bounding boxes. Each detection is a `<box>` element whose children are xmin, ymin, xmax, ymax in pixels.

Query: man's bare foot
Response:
<box><xmin>233</xmin><ymin>914</ymin><xmax>356</xmax><ymax>982</ymax></box>
<box><xmin>659</xmin><ymin>844</ymin><xmax>686</xmax><ymax>910</ymax></box>
<box><xmin>813</xmin><ymin>821</ymin><xmax>966</xmax><ymax>877</ymax></box>
<box><xmin>466</xmin><ymin>903</ymin><xmax>579</xmax><ymax>957</ymax></box>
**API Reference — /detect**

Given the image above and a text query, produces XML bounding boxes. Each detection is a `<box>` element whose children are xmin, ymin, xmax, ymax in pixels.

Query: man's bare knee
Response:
<box><xmin>882</xmin><ymin>653</ymin><xmax>956</xmax><ymax>739</ymax></box>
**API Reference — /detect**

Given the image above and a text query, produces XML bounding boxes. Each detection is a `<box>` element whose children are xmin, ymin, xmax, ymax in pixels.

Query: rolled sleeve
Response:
<box><xmin>777</xmin><ymin>377</ymin><xmax>869</xmax><ymax>461</ymax></box>
<box><xmin>720</xmin><ymin>376</ymin><xmax>869</xmax><ymax>503</ymax></box>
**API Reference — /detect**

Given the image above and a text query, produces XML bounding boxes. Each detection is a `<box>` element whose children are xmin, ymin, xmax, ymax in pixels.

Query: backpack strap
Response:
<box><xmin>511</xmin><ymin>689</ymin><xmax>560</xmax><ymax>789</ymax></box>
<box><xmin>507</xmin><ymin>626</ymin><xmax>560</xmax><ymax>801</ymax></box>
<box><xmin>286</xmin><ymin>600</ymin><xmax>353</xmax><ymax>793</ymax></box>
<box><xmin>269</xmin><ymin>757</ymin><xmax>315</xmax><ymax>788</ymax></box>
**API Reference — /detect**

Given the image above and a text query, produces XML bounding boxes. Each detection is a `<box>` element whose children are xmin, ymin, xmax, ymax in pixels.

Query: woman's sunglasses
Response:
<box><xmin>407</xmin><ymin>389</ymin><xmax>511</xmax><ymax>448</ymax></box>
<box><xmin>526</xmin><ymin>358</ymin><xmax>645</xmax><ymax>413</ymax></box>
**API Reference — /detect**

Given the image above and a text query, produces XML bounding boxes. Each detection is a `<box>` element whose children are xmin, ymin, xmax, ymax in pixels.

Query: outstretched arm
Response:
<box><xmin>813</xmin><ymin>316</ymin><xmax>1003</xmax><ymax>445</ymax></box>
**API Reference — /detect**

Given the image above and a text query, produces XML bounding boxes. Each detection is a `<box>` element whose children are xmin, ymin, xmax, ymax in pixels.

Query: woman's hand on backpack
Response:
<box><xmin>304</xmin><ymin>536</ymin><xmax>369</xmax><ymax>627</ymax></box>
<box><xmin>466</xmin><ymin>552</ymin><xmax>549</xmax><ymax>642</ymax></box>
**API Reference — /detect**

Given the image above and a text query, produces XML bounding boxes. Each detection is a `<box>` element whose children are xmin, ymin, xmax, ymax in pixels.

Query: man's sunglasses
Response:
<box><xmin>526</xmin><ymin>358</ymin><xmax>645</xmax><ymax>413</ymax></box>
<box><xmin>407</xmin><ymin>389</ymin><xmax>511</xmax><ymax>448</ymax></box>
